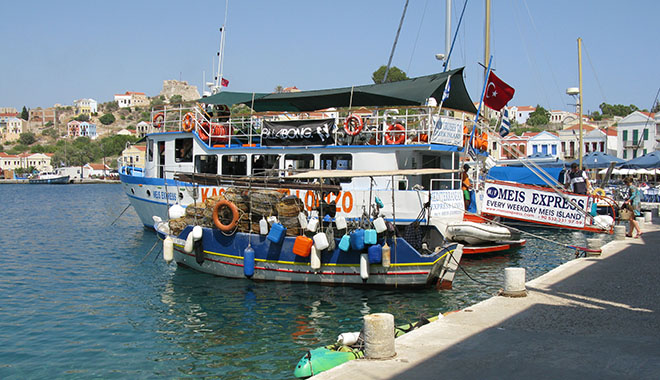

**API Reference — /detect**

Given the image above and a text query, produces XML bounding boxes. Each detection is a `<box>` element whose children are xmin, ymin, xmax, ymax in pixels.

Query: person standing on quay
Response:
<box><xmin>623</xmin><ymin>177</ymin><xmax>642</xmax><ymax>238</ymax></box>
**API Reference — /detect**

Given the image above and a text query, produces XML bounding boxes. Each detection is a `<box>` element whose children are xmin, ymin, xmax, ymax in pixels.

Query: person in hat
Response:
<box><xmin>461</xmin><ymin>164</ymin><xmax>472</xmax><ymax>210</ymax></box>
<box><xmin>622</xmin><ymin>177</ymin><xmax>642</xmax><ymax>238</ymax></box>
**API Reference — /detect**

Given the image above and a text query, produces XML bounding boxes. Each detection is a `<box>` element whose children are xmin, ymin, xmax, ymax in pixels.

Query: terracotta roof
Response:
<box><xmin>640</xmin><ymin>111</ymin><xmax>655</xmax><ymax>118</ymax></box>
<box><xmin>516</xmin><ymin>106</ymin><xmax>536</xmax><ymax>112</ymax></box>
<box><xmin>87</xmin><ymin>163</ymin><xmax>110</xmax><ymax>170</ymax></box>
<box><xmin>135</xmin><ymin>146</ymin><xmax>147</xmax><ymax>151</ymax></box>
<box><xmin>605</xmin><ymin>126</ymin><xmax>617</xmax><ymax>136</ymax></box>
<box><xmin>565</xmin><ymin>123</ymin><xmax>596</xmax><ymax>131</ymax></box>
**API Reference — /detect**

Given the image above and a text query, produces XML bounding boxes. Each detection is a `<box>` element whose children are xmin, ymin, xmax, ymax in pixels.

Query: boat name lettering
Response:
<box><xmin>154</xmin><ymin>190</ymin><xmax>177</xmax><ymax>201</ymax></box>
<box><xmin>530</xmin><ymin>193</ymin><xmax>585</xmax><ymax>210</ymax></box>
<box><xmin>485</xmin><ymin>186</ymin><xmax>526</xmax><ymax>202</ymax></box>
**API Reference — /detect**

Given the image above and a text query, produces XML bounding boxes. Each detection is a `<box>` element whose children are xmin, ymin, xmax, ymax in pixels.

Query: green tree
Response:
<box><xmin>150</xmin><ymin>96</ymin><xmax>165</xmax><ymax>107</ymax></box>
<box><xmin>21</xmin><ymin>106</ymin><xmax>29</xmax><ymax>120</ymax></box>
<box><xmin>8</xmin><ymin>144</ymin><xmax>28</xmax><ymax>154</ymax></box>
<box><xmin>99</xmin><ymin>113</ymin><xmax>116</xmax><ymax>125</ymax></box>
<box><xmin>274</xmin><ymin>85</ymin><xmax>284</xmax><ymax>93</ymax></box>
<box><xmin>104</xmin><ymin>101</ymin><xmax>119</xmax><ymax>112</ymax></box>
<box><xmin>652</xmin><ymin>101</ymin><xmax>660</xmax><ymax>114</ymax></box>
<box><xmin>30</xmin><ymin>144</ymin><xmax>46</xmax><ymax>153</ymax></box>
<box><xmin>526</xmin><ymin>105</ymin><xmax>550</xmax><ymax>126</ymax></box>
<box><xmin>0</xmin><ymin>144</ymin><xmax>3</xmax><ymax>152</ymax></box>
<box><xmin>170</xmin><ymin>95</ymin><xmax>183</xmax><ymax>104</ymax></box>
<box><xmin>590</xmin><ymin>111</ymin><xmax>602</xmax><ymax>121</ymax></box>
<box><xmin>371</xmin><ymin>65</ymin><xmax>409</xmax><ymax>84</ymax></box>
<box><xmin>75</xmin><ymin>113</ymin><xmax>90</xmax><ymax>122</ymax></box>
<box><xmin>599</xmin><ymin>103</ymin><xmax>639</xmax><ymax>118</ymax></box>
<box><xmin>18</xmin><ymin>132</ymin><xmax>36</xmax><ymax>145</ymax></box>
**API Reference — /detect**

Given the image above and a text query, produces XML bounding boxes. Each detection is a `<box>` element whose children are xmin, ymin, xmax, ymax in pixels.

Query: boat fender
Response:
<box><xmin>243</xmin><ymin>245</ymin><xmax>255</xmax><ymax>277</ymax></box>
<box><xmin>337</xmin><ymin>332</ymin><xmax>360</xmax><ymax>346</ymax></box>
<box><xmin>381</xmin><ymin>242</ymin><xmax>391</xmax><ymax>268</ymax></box>
<box><xmin>194</xmin><ymin>239</ymin><xmax>205</xmax><ymax>265</ymax></box>
<box><xmin>367</xmin><ymin>244</ymin><xmax>382</xmax><ymax>264</ymax></box>
<box><xmin>373</xmin><ymin>217</ymin><xmax>387</xmax><ymax>234</ymax></box>
<box><xmin>259</xmin><ymin>218</ymin><xmax>269</xmax><ymax>235</ymax></box>
<box><xmin>307</xmin><ymin>217</ymin><xmax>319</xmax><ymax>232</ymax></box>
<box><xmin>335</xmin><ymin>216</ymin><xmax>347</xmax><ymax>231</ymax></box>
<box><xmin>192</xmin><ymin>225</ymin><xmax>203</xmax><ymax>241</ymax></box>
<box><xmin>163</xmin><ymin>236</ymin><xmax>174</xmax><ymax>263</ymax></box>
<box><xmin>267</xmin><ymin>223</ymin><xmax>287</xmax><ymax>244</ymax></box>
<box><xmin>593</xmin><ymin>187</ymin><xmax>606</xmax><ymax>197</ymax></box>
<box><xmin>313</xmin><ymin>232</ymin><xmax>330</xmax><ymax>251</ymax></box>
<box><xmin>168</xmin><ymin>204</ymin><xmax>185</xmax><ymax>219</ymax></box>
<box><xmin>153</xmin><ymin>112</ymin><xmax>164</xmax><ymax>128</ymax></box>
<box><xmin>350</xmin><ymin>229</ymin><xmax>365</xmax><ymax>251</ymax></box>
<box><xmin>184</xmin><ymin>232</ymin><xmax>194</xmax><ymax>253</ymax></box>
<box><xmin>364</xmin><ymin>229</ymin><xmax>377</xmax><ymax>245</ymax></box>
<box><xmin>360</xmin><ymin>254</ymin><xmax>369</xmax><ymax>280</ymax></box>
<box><xmin>338</xmin><ymin>235</ymin><xmax>351</xmax><ymax>251</ymax></box>
<box><xmin>182</xmin><ymin>112</ymin><xmax>195</xmax><ymax>132</ymax></box>
<box><xmin>293</xmin><ymin>236</ymin><xmax>314</xmax><ymax>257</ymax></box>
<box><xmin>344</xmin><ymin>114</ymin><xmax>363</xmax><ymax>136</ymax></box>
<box><xmin>212</xmin><ymin>200</ymin><xmax>240</xmax><ymax>232</ymax></box>
<box><xmin>297</xmin><ymin>212</ymin><xmax>308</xmax><ymax>230</ymax></box>
<box><xmin>384</xmin><ymin>123</ymin><xmax>405</xmax><ymax>144</ymax></box>
<box><xmin>310</xmin><ymin>246</ymin><xmax>321</xmax><ymax>270</ymax></box>
<box><xmin>374</xmin><ymin>197</ymin><xmax>384</xmax><ymax>208</ymax></box>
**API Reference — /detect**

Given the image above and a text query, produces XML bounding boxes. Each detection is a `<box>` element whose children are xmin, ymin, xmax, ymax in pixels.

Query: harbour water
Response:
<box><xmin>0</xmin><ymin>184</ymin><xmax>601</xmax><ymax>379</ymax></box>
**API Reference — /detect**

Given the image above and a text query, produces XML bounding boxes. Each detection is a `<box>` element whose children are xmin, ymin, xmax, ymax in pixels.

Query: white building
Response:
<box><xmin>73</xmin><ymin>98</ymin><xmax>98</xmax><ymax>115</ymax></box>
<box><xmin>114</xmin><ymin>91</ymin><xmax>148</xmax><ymax>108</ymax></box>
<box><xmin>617</xmin><ymin>111</ymin><xmax>657</xmax><ymax>159</ymax></box>
<box><xmin>524</xmin><ymin>131</ymin><xmax>561</xmax><ymax>158</ymax></box>
<box><xmin>508</xmin><ymin>106</ymin><xmax>536</xmax><ymax>124</ymax></box>
<box><xmin>1</xmin><ymin>117</ymin><xmax>25</xmax><ymax>142</ymax></box>
<box><xmin>136</xmin><ymin>121</ymin><xmax>152</xmax><ymax>137</ymax></box>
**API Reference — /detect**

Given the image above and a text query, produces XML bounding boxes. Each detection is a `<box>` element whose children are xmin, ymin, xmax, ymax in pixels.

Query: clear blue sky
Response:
<box><xmin>1</xmin><ymin>0</ymin><xmax>658</xmax><ymax>115</ymax></box>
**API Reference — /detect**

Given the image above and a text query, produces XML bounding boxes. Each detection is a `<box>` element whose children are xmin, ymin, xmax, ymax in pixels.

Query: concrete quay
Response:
<box><xmin>313</xmin><ymin>218</ymin><xmax>660</xmax><ymax>380</ymax></box>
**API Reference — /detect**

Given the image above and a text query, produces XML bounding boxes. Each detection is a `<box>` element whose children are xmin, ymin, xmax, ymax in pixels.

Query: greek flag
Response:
<box><xmin>442</xmin><ymin>77</ymin><xmax>451</xmax><ymax>102</ymax></box>
<box><xmin>499</xmin><ymin>108</ymin><xmax>511</xmax><ymax>137</ymax></box>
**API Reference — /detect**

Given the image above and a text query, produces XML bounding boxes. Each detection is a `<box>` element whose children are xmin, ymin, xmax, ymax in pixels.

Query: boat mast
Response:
<box><xmin>213</xmin><ymin>0</ymin><xmax>229</xmax><ymax>94</ymax></box>
<box><xmin>578</xmin><ymin>37</ymin><xmax>584</xmax><ymax>170</ymax></box>
<box><xmin>484</xmin><ymin>0</ymin><xmax>491</xmax><ymax>84</ymax></box>
<box><xmin>445</xmin><ymin>0</ymin><xmax>451</xmax><ymax>70</ymax></box>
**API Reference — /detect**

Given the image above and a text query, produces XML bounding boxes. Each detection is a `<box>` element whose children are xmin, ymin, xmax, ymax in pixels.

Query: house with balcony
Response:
<box><xmin>67</xmin><ymin>120</ymin><xmax>98</xmax><ymax>139</ymax></box>
<box><xmin>498</xmin><ymin>133</ymin><xmax>530</xmax><ymax>159</ymax></box>
<box><xmin>73</xmin><ymin>98</ymin><xmax>98</xmax><ymax>115</ymax></box>
<box><xmin>1</xmin><ymin>117</ymin><xmax>25</xmax><ymax>143</ymax></box>
<box><xmin>114</xmin><ymin>91</ymin><xmax>148</xmax><ymax>108</ymax></box>
<box><xmin>0</xmin><ymin>152</ymin><xmax>52</xmax><ymax>172</ymax></box>
<box><xmin>119</xmin><ymin>145</ymin><xmax>146</xmax><ymax>169</ymax></box>
<box><xmin>136</xmin><ymin>121</ymin><xmax>152</xmax><ymax>137</ymax></box>
<box><xmin>617</xmin><ymin>111</ymin><xmax>657</xmax><ymax>159</ymax></box>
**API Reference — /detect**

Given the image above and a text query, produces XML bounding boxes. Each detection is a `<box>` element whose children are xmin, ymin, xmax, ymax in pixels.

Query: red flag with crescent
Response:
<box><xmin>483</xmin><ymin>72</ymin><xmax>515</xmax><ymax>110</ymax></box>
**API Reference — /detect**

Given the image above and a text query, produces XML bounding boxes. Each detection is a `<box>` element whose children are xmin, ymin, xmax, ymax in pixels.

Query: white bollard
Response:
<box><xmin>501</xmin><ymin>267</ymin><xmax>527</xmax><ymax>297</ymax></box>
<box><xmin>363</xmin><ymin>313</ymin><xmax>396</xmax><ymax>359</ymax></box>
<box><xmin>586</xmin><ymin>238</ymin><xmax>602</xmax><ymax>256</ymax></box>
<box><xmin>613</xmin><ymin>225</ymin><xmax>627</xmax><ymax>240</ymax></box>
<box><xmin>644</xmin><ymin>211</ymin><xmax>652</xmax><ymax>223</ymax></box>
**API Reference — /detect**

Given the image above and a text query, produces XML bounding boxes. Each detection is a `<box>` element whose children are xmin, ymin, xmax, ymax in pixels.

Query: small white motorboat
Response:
<box><xmin>445</xmin><ymin>221</ymin><xmax>512</xmax><ymax>245</ymax></box>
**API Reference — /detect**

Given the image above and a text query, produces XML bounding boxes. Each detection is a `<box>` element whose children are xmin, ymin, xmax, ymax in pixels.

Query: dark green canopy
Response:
<box><xmin>199</xmin><ymin>67</ymin><xmax>476</xmax><ymax>114</ymax></box>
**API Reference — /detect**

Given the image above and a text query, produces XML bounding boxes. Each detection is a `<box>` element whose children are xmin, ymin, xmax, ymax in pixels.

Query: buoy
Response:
<box><xmin>169</xmin><ymin>204</ymin><xmax>185</xmax><ymax>219</ymax></box>
<box><xmin>501</xmin><ymin>267</ymin><xmax>527</xmax><ymax>297</ymax></box>
<box><xmin>192</xmin><ymin>225</ymin><xmax>203</xmax><ymax>241</ymax></box>
<box><xmin>368</xmin><ymin>244</ymin><xmax>382</xmax><ymax>264</ymax></box>
<box><xmin>335</xmin><ymin>216</ymin><xmax>347</xmax><ymax>231</ymax></box>
<box><xmin>243</xmin><ymin>245</ymin><xmax>255</xmax><ymax>277</ymax></box>
<box><xmin>373</xmin><ymin>217</ymin><xmax>387</xmax><ymax>233</ymax></box>
<box><xmin>293</xmin><ymin>236</ymin><xmax>314</xmax><ymax>257</ymax></box>
<box><xmin>351</xmin><ymin>229</ymin><xmax>365</xmax><ymax>251</ymax></box>
<box><xmin>307</xmin><ymin>217</ymin><xmax>319</xmax><ymax>232</ymax></box>
<box><xmin>310</xmin><ymin>246</ymin><xmax>321</xmax><ymax>270</ymax></box>
<box><xmin>184</xmin><ymin>232</ymin><xmax>194</xmax><ymax>253</ymax></box>
<box><xmin>259</xmin><ymin>218</ymin><xmax>269</xmax><ymax>235</ymax></box>
<box><xmin>163</xmin><ymin>236</ymin><xmax>174</xmax><ymax>263</ymax></box>
<box><xmin>338</xmin><ymin>235</ymin><xmax>351</xmax><ymax>251</ymax></box>
<box><xmin>313</xmin><ymin>232</ymin><xmax>330</xmax><ymax>251</ymax></box>
<box><xmin>381</xmin><ymin>242</ymin><xmax>391</xmax><ymax>268</ymax></box>
<box><xmin>360</xmin><ymin>253</ymin><xmax>369</xmax><ymax>280</ymax></box>
<box><xmin>363</xmin><ymin>313</ymin><xmax>395</xmax><ymax>359</ymax></box>
<box><xmin>337</xmin><ymin>332</ymin><xmax>360</xmax><ymax>346</ymax></box>
<box><xmin>267</xmin><ymin>222</ymin><xmax>287</xmax><ymax>244</ymax></box>
<box><xmin>364</xmin><ymin>229</ymin><xmax>377</xmax><ymax>245</ymax></box>
<box><xmin>298</xmin><ymin>212</ymin><xmax>308</xmax><ymax>230</ymax></box>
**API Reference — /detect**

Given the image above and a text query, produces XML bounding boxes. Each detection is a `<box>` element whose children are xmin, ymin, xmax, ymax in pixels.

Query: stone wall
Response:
<box><xmin>159</xmin><ymin>80</ymin><xmax>200</xmax><ymax>101</ymax></box>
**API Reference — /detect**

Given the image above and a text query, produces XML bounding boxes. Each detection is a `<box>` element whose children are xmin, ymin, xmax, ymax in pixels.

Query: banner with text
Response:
<box><xmin>430</xmin><ymin>116</ymin><xmax>463</xmax><ymax>147</ymax></box>
<box><xmin>482</xmin><ymin>181</ymin><xmax>589</xmax><ymax>228</ymax></box>
<box><xmin>430</xmin><ymin>190</ymin><xmax>465</xmax><ymax>221</ymax></box>
<box><xmin>261</xmin><ymin>118</ymin><xmax>336</xmax><ymax>146</ymax></box>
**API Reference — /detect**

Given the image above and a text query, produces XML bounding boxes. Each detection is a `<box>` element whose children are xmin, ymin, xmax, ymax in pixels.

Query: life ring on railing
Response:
<box><xmin>210</xmin><ymin>123</ymin><xmax>230</xmax><ymax>143</ymax></box>
<box><xmin>384</xmin><ymin>123</ymin><xmax>405</xmax><ymax>144</ymax></box>
<box><xmin>593</xmin><ymin>188</ymin><xmax>606</xmax><ymax>197</ymax></box>
<box><xmin>213</xmin><ymin>200</ymin><xmax>240</xmax><ymax>232</ymax></box>
<box><xmin>153</xmin><ymin>112</ymin><xmax>164</xmax><ymax>128</ymax></box>
<box><xmin>344</xmin><ymin>114</ymin><xmax>363</xmax><ymax>136</ymax></box>
<box><xmin>182</xmin><ymin>112</ymin><xmax>195</xmax><ymax>132</ymax></box>
<box><xmin>198</xmin><ymin>121</ymin><xmax>210</xmax><ymax>141</ymax></box>
<box><xmin>463</xmin><ymin>125</ymin><xmax>469</xmax><ymax>147</ymax></box>
<box><xmin>481</xmin><ymin>132</ymin><xmax>489</xmax><ymax>150</ymax></box>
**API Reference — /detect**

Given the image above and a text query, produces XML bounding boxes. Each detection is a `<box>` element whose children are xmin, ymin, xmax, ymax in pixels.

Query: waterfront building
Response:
<box><xmin>1</xmin><ymin>117</ymin><xmax>26</xmax><ymax>143</ymax></box>
<box><xmin>84</xmin><ymin>163</ymin><xmax>112</xmax><ymax>177</ymax></box>
<box><xmin>0</xmin><ymin>152</ymin><xmax>52</xmax><ymax>172</ymax></box>
<box><xmin>73</xmin><ymin>98</ymin><xmax>98</xmax><ymax>115</ymax></box>
<box><xmin>499</xmin><ymin>133</ymin><xmax>530</xmax><ymax>159</ymax></box>
<box><xmin>114</xmin><ymin>91</ymin><xmax>148</xmax><ymax>108</ymax></box>
<box><xmin>136</xmin><ymin>121</ymin><xmax>151</xmax><ymax>137</ymax></box>
<box><xmin>523</xmin><ymin>131</ymin><xmax>561</xmax><ymax>159</ymax></box>
<box><xmin>119</xmin><ymin>145</ymin><xmax>146</xmax><ymax>169</ymax></box>
<box><xmin>617</xmin><ymin>111</ymin><xmax>657</xmax><ymax>159</ymax></box>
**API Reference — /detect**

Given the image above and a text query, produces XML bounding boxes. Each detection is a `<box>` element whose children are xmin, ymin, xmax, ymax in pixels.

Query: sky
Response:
<box><xmin>1</xmin><ymin>0</ymin><xmax>658</xmax><ymax>115</ymax></box>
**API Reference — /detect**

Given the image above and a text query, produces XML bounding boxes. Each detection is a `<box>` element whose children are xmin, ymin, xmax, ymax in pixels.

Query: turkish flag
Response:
<box><xmin>221</xmin><ymin>77</ymin><xmax>229</xmax><ymax>87</ymax></box>
<box><xmin>483</xmin><ymin>72</ymin><xmax>514</xmax><ymax>110</ymax></box>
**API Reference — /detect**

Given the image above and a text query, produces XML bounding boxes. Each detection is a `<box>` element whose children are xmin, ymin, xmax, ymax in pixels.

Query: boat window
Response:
<box><xmin>147</xmin><ymin>139</ymin><xmax>153</xmax><ymax>162</ymax></box>
<box><xmin>251</xmin><ymin>154</ymin><xmax>280</xmax><ymax>176</ymax></box>
<box><xmin>320</xmin><ymin>154</ymin><xmax>352</xmax><ymax>183</ymax></box>
<box><xmin>175</xmin><ymin>138</ymin><xmax>193</xmax><ymax>163</ymax></box>
<box><xmin>195</xmin><ymin>155</ymin><xmax>218</xmax><ymax>174</ymax></box>
<box><xmin>158</xmin><ymin>141</ymin><xmax>165</xmax><ymax>179</ymax></box>
<box><xmin>221</xmin><ymin>154</ymin><xmax>247</xmax><ymax>176</ymax></box>
<box><xmin>284</xmin><ymin>154</ymin><xmax>314</xmax><ymax>175</ymax></box>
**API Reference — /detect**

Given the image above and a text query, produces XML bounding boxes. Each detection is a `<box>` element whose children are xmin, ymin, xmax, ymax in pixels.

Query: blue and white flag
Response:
<box><xmin>499</xmin><ymin>108</ymin><xmax>511</xmax><ymax>137</ymax></box>
<box><xmin>441</xmin><ymin>77</ymin><xmax>451</xmax><ymax>102</ymax></box>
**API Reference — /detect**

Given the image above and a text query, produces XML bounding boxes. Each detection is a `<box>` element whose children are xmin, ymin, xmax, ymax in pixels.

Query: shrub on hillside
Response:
<box><xmin>100</xmin><ymin>113</ymin><xmax>116</xmax><ymax>125</ymax></box>
<box><xmin>19</xmin><ymin>132</ymin><xmax>36</xmax><ymax>145</ymax></box>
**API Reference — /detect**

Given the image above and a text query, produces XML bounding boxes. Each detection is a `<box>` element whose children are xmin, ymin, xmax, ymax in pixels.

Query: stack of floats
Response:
<box><xmin>160</xmin><ymin>185</ymin><xmax>463</xmax><ymax>288</ymax></box>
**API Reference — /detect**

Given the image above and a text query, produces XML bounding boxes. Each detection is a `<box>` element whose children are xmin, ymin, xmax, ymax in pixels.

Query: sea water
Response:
<box><xmin>0</xmin><ymin>184</ymin><xmax>603</xmax><ymax>379</ymax></box>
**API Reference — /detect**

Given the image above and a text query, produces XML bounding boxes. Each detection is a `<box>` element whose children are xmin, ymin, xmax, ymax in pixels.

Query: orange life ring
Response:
<box><xmin>182</xmin><ymin>112</ymin><xmax>195</xmax><ymax>132</ymax></box>
<box><xmin>463</xmin><ymin>125</ymin><xmax>469</xmax><ymax>147</ymax></box>
<box><xmin>384</xmin><ymin>123</ymin><xmax>405</xmax><ymax>144</ymax></box>
<box><xmin>153</xmin><ymin>112</ymin><xmax>164</xmax><ymax>128</ymax></box>
<box><xmin>344</xmin><ymin>114</ymin><xmax>363</xmax><ymax>136</ymax></box>
<box><xmin>481</xmin><ymin>132</ymin><xmax>488</xmax><ymax>150</ymax></box>
<box><xmin>198</xmin><ymin>121</ymin><xmax>210</xmax><ymax>141</ymax></box>
<box><xmin>213</xmin><ymin>200</ymin><xmax>240</xmax><ymax>232</ymax></box>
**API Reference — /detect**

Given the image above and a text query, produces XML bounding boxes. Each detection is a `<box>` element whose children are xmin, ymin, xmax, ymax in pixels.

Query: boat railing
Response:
<box><xmin>150</xmin><ymin>104</ymin><xmax>474</xmax><ymax>148</ymax></box>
